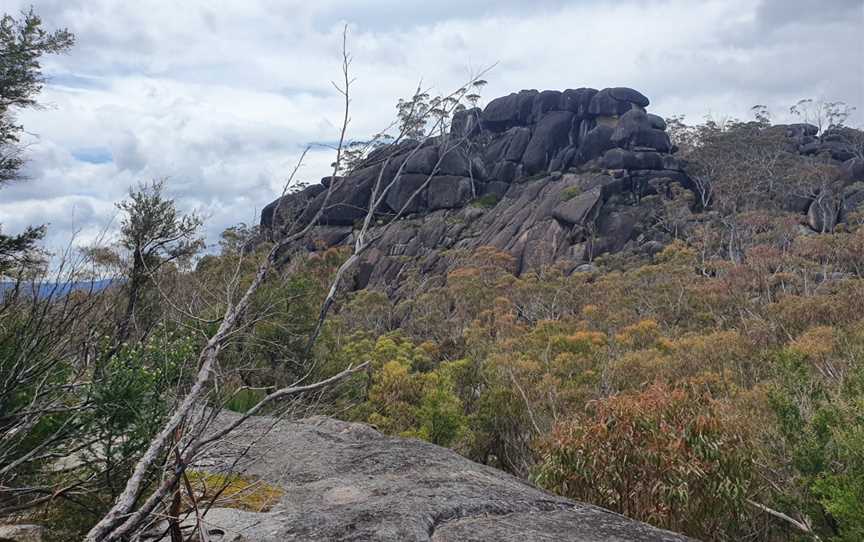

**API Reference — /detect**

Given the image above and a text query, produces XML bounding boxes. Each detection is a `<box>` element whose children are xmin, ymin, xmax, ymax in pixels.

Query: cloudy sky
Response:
<box><xmin>1</xmin><ymin>0</ymin><xmax>862</xmax><ymax>252</ymax></box>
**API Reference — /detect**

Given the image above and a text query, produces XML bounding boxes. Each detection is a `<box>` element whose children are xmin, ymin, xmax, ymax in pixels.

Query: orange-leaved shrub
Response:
<box><xmin>535</xmin><ymin>381</ymin><xmax>756</xmax><ymax>540</ymax></box>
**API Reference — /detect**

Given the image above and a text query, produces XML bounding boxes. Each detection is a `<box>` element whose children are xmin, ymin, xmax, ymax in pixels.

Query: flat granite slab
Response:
<box><xmin>163</xmin><ymin>413</ymin><xmax>693</xmax><ymax>542</ymax></box>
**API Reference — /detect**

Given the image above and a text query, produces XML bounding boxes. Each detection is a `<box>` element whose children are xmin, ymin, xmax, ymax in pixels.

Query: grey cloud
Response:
<box><xmin>756</xmin><ymin>0</ymin><xmax>863</xmax><ymax>29</ymax></box>
<box><xmin>308</xmin><ymin>0</ymin><xmax>573</xmax><ymax>31</ymax></box>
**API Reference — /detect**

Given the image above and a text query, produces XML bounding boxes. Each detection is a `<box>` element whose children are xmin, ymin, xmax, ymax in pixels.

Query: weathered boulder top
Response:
<box><xmin>179</xmin><ymin>413</ymin><xmax>692</xmax><ymax>541</ymax></box>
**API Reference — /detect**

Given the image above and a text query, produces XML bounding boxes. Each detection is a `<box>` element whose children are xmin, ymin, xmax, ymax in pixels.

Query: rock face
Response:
<box><xmin>264</xmin><ymin>85</ymin><xmax>666</xmax><ymax>229</ymax></box>
<box><xmin>259</xmin><ymin>86</ymin><xmax>864</xmax><ymax>296</ymax></box>
<box><xmin>175</xmin><ymin>413</ymin><xmax>691</xmax><ymax>542</ymax></box>
<box><xmin>261</xmin><ymin>86</ymin><xmax>687</xmax><ymax>292</ymax></box>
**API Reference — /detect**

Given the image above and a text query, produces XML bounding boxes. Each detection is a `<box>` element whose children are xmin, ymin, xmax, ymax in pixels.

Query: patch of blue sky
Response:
<box><xmin>47</xmin><ymin>72</ymin><xmax>109</xmax><ymax>91</ymax></box>
<box><xmin>72</xmin><ymin>147</ymin><xmax>113</xmax><ymax>164</ymax></box>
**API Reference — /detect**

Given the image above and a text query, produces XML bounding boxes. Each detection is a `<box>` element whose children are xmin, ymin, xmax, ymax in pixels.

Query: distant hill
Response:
<box><xmin>0</xmin><ymin>278</ymin><xmax>118</xmax><ymax>300</ymax></box>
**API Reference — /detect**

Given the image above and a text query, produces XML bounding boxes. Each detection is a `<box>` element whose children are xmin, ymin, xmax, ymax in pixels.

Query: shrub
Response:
<box><xmin>470</xmin><ymin>193</ymin><xmax>500</xmax><ymax>208</ymax></box>
<box><xmin>535</xmin><ymin>382</ymin><xmax>756</xmax><ymax>539</ymax></box>
<box><xmin>768</xmin><ymin>338</ymin><xmax>864</xmax><ymax>541</ymax></box>
<box><xmin>561</xmin><ymin>186</ymin><xmax>582</xmax><ymax>201</ymax></box>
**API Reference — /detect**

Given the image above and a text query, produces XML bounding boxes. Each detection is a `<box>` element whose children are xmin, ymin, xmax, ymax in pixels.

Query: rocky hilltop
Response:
<box><xmin>261</xmin><ymin>86</ymin><xmax>864</xmax><ymax>295</ymax></box>
<box><xmin>164</xmin><ymin>413</ymin><xmax>691</xmax><ymax>541</ymax></box>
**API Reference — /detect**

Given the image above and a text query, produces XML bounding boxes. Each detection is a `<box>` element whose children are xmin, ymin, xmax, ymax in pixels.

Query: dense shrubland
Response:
<box><xmin>304</xmin><ymin>231</ymin><xmax>864</xmax><ymax>540</ymax></box>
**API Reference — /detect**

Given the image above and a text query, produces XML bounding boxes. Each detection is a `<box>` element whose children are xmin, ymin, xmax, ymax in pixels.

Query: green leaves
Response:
<box><xmin>0</xmin><ymin>8</ymin><xmax>75</xmax><ymax>112</ymax></box>
<box><xmin>81</xmin><ymin>329</ymin><xmax>194</xmax><ymax>498</ymax></box>
<box><xmin>1</xmin><ymin>7</ymin><xmax>74</xmax><ymax>269</ymax></box>
<box><xmin>767</xmin><ymin>328</ymin><xmax>864</xmax><ymax>540</ymax></box>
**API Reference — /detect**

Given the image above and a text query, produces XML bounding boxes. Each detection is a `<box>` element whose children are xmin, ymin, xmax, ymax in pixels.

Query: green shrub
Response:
<box><xmin>225</xmin><ymin>388</ymin><xmax>267</xmax><ymax>413</ymax></box>
<box><xmin>470</xmin><ymin>194</ymin><xmax>500</xmax><ymax>208</ymax></box>
<box><xmin>561</xmin><ymin>186</ymin><xmax>582</xmax><ymax>201</ymax></box>
<box><xmin>768</xmin><ymin>339</ymin><xmax>864</xmax><ymax>541</ymax></box>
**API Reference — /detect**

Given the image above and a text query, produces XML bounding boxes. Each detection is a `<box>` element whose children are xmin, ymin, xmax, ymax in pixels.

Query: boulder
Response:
<box><xmin>595</xmin><ymin>209</ymin><xmax>639</xmax><ymax>254</ymax></box>
<box><xmin>787</xmin><ymin>123</ymin><xmax>819</xmax><ymax>138</ymax></box>
<box><xmin>385</xmin><ymin>173</ymin><xmax>429</xmax><ymax>214</ymax></box>
<box><xmin>516</xmin><ymin>89</ymin><xmax>539</xmax><ymax>124</ymax></box>
<box><xmin>403</xmin><ymin>145</ymin><xmax>440</xmax><ymax>175</ymax></box>
<box><xmin>610</xmin><ymin>109</ymin><xmax>649</xmax><ymax>145</ymax></box>
<box><xmin>482</xmin><ymin>93</ymin><xmax>521</xmax><ymax>132</ymax></box>
<box><xmin>296</xmin><ymin>174</ymin><xmax>373</xmax><ymax>226</ymax></box>
<box><xmin>588</xmin><ymin>87</ymin><xmax>646</xmax><ymax>117</ymax></box>
<box><xmin>483</xmin><ymin>133</ymin><xmax>513</xmax><ymax>164</ymax></box>
<box><xmin>428</xmin><ymin>176</ymin><xmax>474</xmax><ymax>210</ymax></box>
<box><xmin>632</xmin><ymin>128</ymin><xmax>672</xmax><ymax>153</ymax></box>
<box><xmin>522</xmin><ymin>111</ymin><xmax>575</xmax><ymax>174</ymax></box>
<box><xmin>631</xmin><ymin>150</ymin><xmax>664</xmax><ymax>170</ymax></box>
<box><xmin>840</xmin><ymin>157</ymin><xmax>864</xmax><ymax>183</ymax></box>
<box><xmin>611</xmin><ymin>109</ymin><xmax>672</xmax><ymax>152</ymax></box>
<box><xmin>819</xmin><ymin>140</ymin><xmax>856</xmax><ymax>162</ymax></box>
<box><xmin>549</xmin><ymin>145</ymin><xmax>578</xmax><ymax>172</ymax></box>
<box><xmin>170</xmin><ymin>413</ymin><xmax>691</xmax><ymax>542</ymax></box>
<box><xmin>437</xmin><ymin>147</ymin><xmax>471</xmax><ymax>177</ymax></box>
<box><xmin>530</xmin><ymin>90</ymin><xmax>563</xmax><ymax>121</ymax></box>
<box><xmin>483</xmin><ymin>91</ymin><xmax>537</xmax><ymax>131</ymax></box>
<box><xmin>559</xmin><ymin>88</ymin><xmax>598</xmax><ymax>116</ymax></box>
<box><xmin>628</xmin><ymin>169</ymin><xmax>691</xmax><ymax>190</ymax></box>
<box><xmin>450</xmin><ymin>107</ymin><xmax>482</xmax><ymax>138</ymax></box>
<box><xmin>260</xmin><ymin>184</ymin><xmax>326</xmax><ymax>229</ymax></box>
<box><xmin>801</xmin><ymin>134</ymin><xmax>857</xmax><ymax>162</ymax></box>
<box><xmin>552</xmin><ymin>187</ymin><xmax>603</xmax><ymax>225</ymax></box>
<box><xmin>505</xmin><ymin>127</ymin><xmax>532</xmax><ymax>162</ymax></box>
<box><xmin>609</xmin><ymin>87</ymin><xmax>650</xmax><ymax>107</ymax></box>
<box><xmin>360</xmin><ymin>140</ymin><xmax>419</xmax><ymax>169</ymax></box>
<box><xmin>661</xmin><ymin>154</ymin><xmax>683</xmax><ymax>171</ymax></box>
<box><xmin>599</xmin><ymin>148</ymin><xmax>633</xmax><ymax>170</ymax></box>
<box><xmin>484</xmin><ymin>128</ymin><xmax>531</xmax><ymax>164</ymax></box>
<box><xmin>492</xmin><ymin>161</ymin><xmax>519</xmax><ymax>183</ymax></box>
<box><xmin>470</xmin><ymin>156</ymin><xmax>488</xmax><ymax>181</ymax></box>
<box><xmin>304</xmin><ymin>226</ymin><xmax>352</xmax><ymax>250</ymax></box>
<box><xmin>576</xmin><ymin>125</ymin><xmax>615</xmax><ymax>163</ymax></box>
<box><xmin>600</xmin><ymin>148</ymin><xmax>664</xmax><ymax>171</ymax></box>
<box><xmin>808</xmin><ymin>196</ymin><xmax>840</xmax><ymax>232</ymax></box>
<box><xmin>647</xmin><ymin>113</ymin><xmax>667</xmax><ymax>130</ymax></box>
<box><xmin>841</xmin><ymin>182</ymin><xmax>864</xmax><ymax>221</ymax></box>
<box><xmin>821</xmin><ymin>126</ymin><xmax>860</xmax><ymax>143</ymax></box>
<box><xmin>555</xmin><ymin>145</ymin><xmax>579</xmax><ymax>171</ymax></box>
<box><xmin>799</xmin><ymin>141</ymin><xmax>822</xmax><ymax>155</ymax></box>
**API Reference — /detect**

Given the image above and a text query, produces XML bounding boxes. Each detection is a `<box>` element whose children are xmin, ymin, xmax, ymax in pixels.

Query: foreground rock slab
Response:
<box><xmin>182</xmin><ymin>413</ymin><xmax>691</xmax><ymax>541</ymax></box>
<box><xmin>0</xmin><ymin>524</ymin><xmax>45</xmax><ymax>542</ymax></box>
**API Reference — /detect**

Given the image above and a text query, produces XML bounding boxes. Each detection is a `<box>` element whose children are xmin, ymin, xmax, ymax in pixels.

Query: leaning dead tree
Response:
<box><xmin>85</xmin><ymin>28</ymin><xmax>490</xmax><ymax>541</ymax></box>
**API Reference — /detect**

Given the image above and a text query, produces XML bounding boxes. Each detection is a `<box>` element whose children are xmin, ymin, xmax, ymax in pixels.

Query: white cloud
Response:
<box><xmin>1</xmin><ymin>0</ymin><xmax>861</xmax><ymax>253</ymax></box>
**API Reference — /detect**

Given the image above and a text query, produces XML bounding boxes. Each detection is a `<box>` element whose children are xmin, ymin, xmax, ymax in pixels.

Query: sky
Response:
<box><xmin>1</xmin><ymin>0</ymin><xmax>863</xmax><ymax>253</ymax></box>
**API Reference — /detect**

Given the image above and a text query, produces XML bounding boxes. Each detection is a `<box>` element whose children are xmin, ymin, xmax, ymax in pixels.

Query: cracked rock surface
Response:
<box><xmin>182</xmin><ymin>413</ymin><xmax>692</xmax><ymax>541</ymax></box>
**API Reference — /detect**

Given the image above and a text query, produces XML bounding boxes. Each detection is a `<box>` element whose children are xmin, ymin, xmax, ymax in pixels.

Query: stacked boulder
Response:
<box><xmin>776</xmin><ymin>122</ymin><xmax>864</xmax><ymax>231</ymax></box>
<box><xmin>465</xmin><ymin>86</ymin><xmax>676</xmax><ymax>182</ymax></box>
<box><xmin>262</xmin><ymin>86</ymin><xmax>683</xmax><ymax>232</ymax></box>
